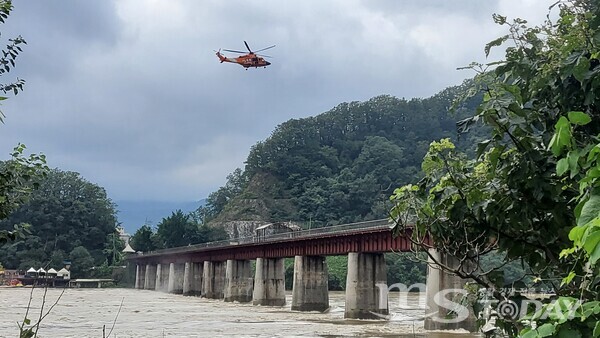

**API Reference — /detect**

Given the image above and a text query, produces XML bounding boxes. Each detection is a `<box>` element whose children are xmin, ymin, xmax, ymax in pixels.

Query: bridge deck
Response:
<box><xmin>129</xmin><ymin>219</ymin><xmax>412</xmax><ymax>264</ymax></box>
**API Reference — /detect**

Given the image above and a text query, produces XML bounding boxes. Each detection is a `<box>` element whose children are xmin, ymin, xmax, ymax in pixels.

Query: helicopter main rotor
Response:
<box><xmin>223</xmin><ymin>40</ymin><xmax>275</xmax><ymax>57</ymax></box>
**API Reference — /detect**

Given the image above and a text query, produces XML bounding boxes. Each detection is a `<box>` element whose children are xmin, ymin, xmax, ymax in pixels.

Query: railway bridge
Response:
<box><xmin>127</xmin><ymin>219</ymin><xmax>474</xmax><ymax>331</ymax></box>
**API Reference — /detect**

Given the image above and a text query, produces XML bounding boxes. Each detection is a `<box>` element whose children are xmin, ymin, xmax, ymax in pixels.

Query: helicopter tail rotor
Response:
<box><xmin>214</xmin><ymin>49</ymin><xmax>227</xmax><ymax>63</ymax></box>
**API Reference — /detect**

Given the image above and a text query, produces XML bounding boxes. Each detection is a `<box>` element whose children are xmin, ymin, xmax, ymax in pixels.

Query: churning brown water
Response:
<box><xmin>0</xmin><ymin>287</ymin><xmax>479</xmax><ymax>337</ymax></box>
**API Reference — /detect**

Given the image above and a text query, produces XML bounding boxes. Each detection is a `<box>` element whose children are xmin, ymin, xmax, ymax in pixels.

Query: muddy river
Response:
<box><xmin>0</xmin><ymin>288</ymin><xmax>479</xmax><ymax>337</ymax></box>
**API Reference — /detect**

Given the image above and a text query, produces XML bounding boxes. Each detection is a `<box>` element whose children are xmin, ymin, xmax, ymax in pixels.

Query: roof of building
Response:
<box><xmin>122</xmin><ymin>242</ymin><xmax>135</xmax><ymax>253</ymax></box>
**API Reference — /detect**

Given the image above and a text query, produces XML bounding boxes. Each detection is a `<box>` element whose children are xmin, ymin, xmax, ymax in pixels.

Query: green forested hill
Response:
<box><xmin>0</xmin><ymin>169</ymin><xmax>120</xmax><ymax>274</ymax></box>
<box><xmin>202</xmin><ymin>83</ymin><xmax>483</xmax><ymax>227</ymax></box>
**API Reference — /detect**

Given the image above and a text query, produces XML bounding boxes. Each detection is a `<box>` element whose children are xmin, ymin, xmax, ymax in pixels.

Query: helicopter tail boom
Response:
<box><xmin>215</xmin><ymin>50</ymin><xmax>231</xmax><ymax>63</ymax></box>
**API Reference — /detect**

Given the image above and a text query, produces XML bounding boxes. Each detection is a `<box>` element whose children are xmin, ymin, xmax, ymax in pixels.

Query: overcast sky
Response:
<box><xmin>0</xmin><ymin>0</ymin><xmax>553</xmax><ymax>203</ymax></box>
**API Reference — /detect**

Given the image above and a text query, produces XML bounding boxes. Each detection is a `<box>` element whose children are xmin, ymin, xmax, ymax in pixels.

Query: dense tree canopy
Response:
<box><xmin>0</xmin><ymin>169</ymin><xmax>118</xmax><ymax>273</ymax></box>
<box><xmin>68</xmin><ymin>246</ymin><xmax>94</xmax><ymax>277</ymax></box>
<box><xmin>204</xmin><ymin>89</ymin><xmax>484</xmax><ymax>228</ymax></box>
<box><xmin>129</xmin><ymin>224</ymin><xmax>159</xmax><ymax>252</ymax></box>
<box><xmin>130</xmin><ymin>210</ymin><xmax>228</xmax><ymax>252</ymax></box>
<box><xmin>155</xmin><ymin>210</ymin><xmax>197</xmax><ymax>248</ymax></box>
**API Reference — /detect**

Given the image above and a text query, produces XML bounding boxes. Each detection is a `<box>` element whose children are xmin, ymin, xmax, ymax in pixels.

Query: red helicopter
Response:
<box><xmin>215</xmin><ymin>41</ymin><xmax>275</xmax><ymax>69</ymax></box>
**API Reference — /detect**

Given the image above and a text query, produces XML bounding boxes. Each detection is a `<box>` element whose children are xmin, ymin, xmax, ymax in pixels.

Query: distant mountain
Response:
<box><xmin>115</xmin><ymin>199</ymin><xmax>205</xmax><ymax>234</ymax></box>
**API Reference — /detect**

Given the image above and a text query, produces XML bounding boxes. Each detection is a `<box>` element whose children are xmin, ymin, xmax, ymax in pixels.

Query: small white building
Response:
<box><xmin>26</xmin><ymin>267</ymin><xmax>37</xmax><ymax>277</ymax></box>
<box><xmin>122</xmin><ymin>242</ymin><xmax>135</xmax><ymax>254</ymax></box>
<box><xmin>57</xmin><ymin>268</ymin><xmax>70</xmax><ymax>280</ymax></box>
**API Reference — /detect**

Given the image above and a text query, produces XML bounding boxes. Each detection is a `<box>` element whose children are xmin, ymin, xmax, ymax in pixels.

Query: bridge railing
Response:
<box><xmin>139</xmin><ymin>218</ymin><xmax>393</xmax><ymax>257</ymax></box>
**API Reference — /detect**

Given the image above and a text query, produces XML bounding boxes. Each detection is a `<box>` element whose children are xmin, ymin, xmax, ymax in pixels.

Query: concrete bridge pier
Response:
<box><xmin>252</xmin><ymin>257</ymin><xmax>286</xmax><ymax>306</ymax></box>
<box><xmin>144</xmin><ymin>264</ymin><xmax>156</xmax><ymax>290</ymax></box>
<box><xmin>135</xmin><ymin>264</ymin><xmax>143</xmax><ymax>289</ymax></box>
<box><xmin>139</xmin><ymin>264</ymin><xmax>147</xmax><ymax>289</ymax></box>
<box><xmin>345</xmin><ymin>252</ymin><xmax>388</xmax><ymax>319</ymax></box>
<box><xmin>155</xmin><ymin>263</ymin><xmax>169</xmax><ymax>292</ymax></box>
<box><xmin>183</xmin><ymin>262</ymin><xmax>203</xmax><ymax>296</ymax></box>
<box><xmin>154</xmin><ymin>264</ymin><xmax>162</xmax><ymax>291</ymax></box>
<box><xmin>168</xmin><ymin>263</ymin><xmax>185</xmax><ymax>294</ymax></box>
<box><xmin>291</xmin><ymin>255</ymin><xmax>329</xmax><ymax>312</ymax></box>
<box><xmin>202</xmin><ymin>261</ymin><xmax>226</xmax><ymax>299</ymax></box>
<box><xmin>224</xmin><ymin>259</ymin><xmax>254</xmax><ymax>302</ymax></box>
<box><xmin>424</xmin><ymin>249</ymin><xmax>477</xmax><ymax>332</ymax></box>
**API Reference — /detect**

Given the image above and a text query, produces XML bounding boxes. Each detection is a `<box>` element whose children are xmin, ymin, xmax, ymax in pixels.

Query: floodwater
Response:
<box><xmin>0</xmin><ymin>287</ymin><xmax>479</xmax><ymax>338</ymax></box>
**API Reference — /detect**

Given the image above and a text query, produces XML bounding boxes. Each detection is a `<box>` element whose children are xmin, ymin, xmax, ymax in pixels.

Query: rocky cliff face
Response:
<box><xmin>217</xmin><ymin>220</ymin><xmax>269</xmax><ymax>238</ymax></box>
<box><xmin>216</xmin><ymin>220</ymin><xmax>303</xmax><ymax>239</ymax></box>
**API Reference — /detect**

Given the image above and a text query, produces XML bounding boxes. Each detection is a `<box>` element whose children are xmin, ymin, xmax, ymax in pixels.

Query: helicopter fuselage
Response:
<box><xmin>217</xmin><ymin>51</ymin><xmax>270</xmax><ymax>68</ymax></box>
<box><xmin>216</xmin><ymin>41</ymin><xmax>274</xmax><ymax>69</ymax></box>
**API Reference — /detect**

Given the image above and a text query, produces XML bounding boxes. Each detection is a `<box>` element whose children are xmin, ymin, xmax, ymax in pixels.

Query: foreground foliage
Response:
<box><xmin>0</xmin><ymin>0</ymin><xmax>25</xmax><ymax>121</ymax></box>
<box><xmin>0</xmin><ymin>0</ymin><xmax>45</xmax><ymax>246</ymax></box>
<box><xmin>391</xmin><ymin>1</ymin><xmax>600</xmax><ymax>336</ymax></box>
<box><xmin>0</xmin><ymin>145</ymin><xmax>47</xmax><ymax>246</ymax></box>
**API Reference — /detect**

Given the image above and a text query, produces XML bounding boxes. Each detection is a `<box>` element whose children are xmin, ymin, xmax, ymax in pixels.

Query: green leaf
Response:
<box><xmin>575</xmin><ymin>197</ymin><xmax>588</xmax><ymax>219</ymax></box>
<box><xmin>594</xmin><ymin>320</ymin><xmax>600</xmax><ymax>337</ymax></box>
<box><xmin>568</xmin><ymin>111</ymin><xmax>592</xmax><ymax>125</ymax></box>
<box><xmin>560</xmin><ymin>246</ymin><xmax>576</xmax><ymax>258</ymax></box>
<box><xmin>23</xmin><ymin>318</ymin><xmax>30</xmax><ymax>325</ymax></box>
<box><xmin>578</xmin><ymin>194</ymin><xmax>600</xmax><ymax>226</ymax></box>
<box><xmin>557</xmin><ymin>158</ymin><xmax>569</xmax><ymax>176</ymax></box>
<box><xmin>492</xmin><ymin>13</ymin><xmax>507</xmax><ymax>25</ymax></box>
<box><xmin>21</xmin><ymin>329</ymin><xmax>35</xmax><ymax>338</ymax></box>
<box><xmin>549</xmin><ymin>116</ymin><xmax>572</xmax><ymax>156</ymax></box>
<box><xmin>588</xmin><ymin>145</ymin><xmax>600</xmax><ymax>162</ymax></box>
<box><xmin>562</xmin><ymin>271</ymin><xmax>576</xmax><ymax>286</ymax></box>
<box><xmin>590</xmin><ymin>238</ymin><xmax>600</xmax><ymax>264</ymax></box>
<box><xmin>568</xmin><ymin>151</ymin><xmax>580</xmax><ymax>178</ymax></box>
<box><xmin>537</xmin><ymin>323</ymin><xmax>556</xmax><ymax>337</ymax></box>
<box><xmin>583</xmin><ymin>229</ymin><xmax>600</xmax><ymax>255</ymax></box>
<box><xmin>520</xmin><ymin>328</ymin><xmax>538</xmax><ymax>338</ymax></box>
<box><xmin>558</xmin><ymin>328</ymin><xmax>582</xmax><ymax>338</ymax></box>
<box><xmin>484</xmin><ymin>35</ymin><xmax>509</xmax><ymax>57</ymax></box>
<box><xmin>581</xmin><ymin>301</ymin><xmax>600</xmax><ymax>319</ymax></box>
<box><xmin>573</xmin><ymin>56</ymin><xmax>590</xmax><ymax>83</ymax></box>
<box><xmin>476</xmin><ymin>139</ymin><xmax>492</xmax><ymax>158</ymax></box>
<box><xmin>586</xmin><ymin>167</ymin><xmax>600</xmax><ymax>180</ymax></box>
<box><xmin>569</xmin><ymin>224</ymin><xmax>587</xmax><ymax>244</ymax></box>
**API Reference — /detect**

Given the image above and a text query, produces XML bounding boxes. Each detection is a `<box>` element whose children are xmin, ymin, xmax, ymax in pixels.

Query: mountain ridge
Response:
<box><xmin>204</xmin><ymin>86</ymin><xmax>484</xmax><ymax>228</ymax></box>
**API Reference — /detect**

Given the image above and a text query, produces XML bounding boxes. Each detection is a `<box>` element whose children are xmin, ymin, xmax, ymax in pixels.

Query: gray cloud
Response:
<box><xmin>0</xmin><ymin>0</ymin><xmax>553</xmax><ymax>202</ymax></box>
